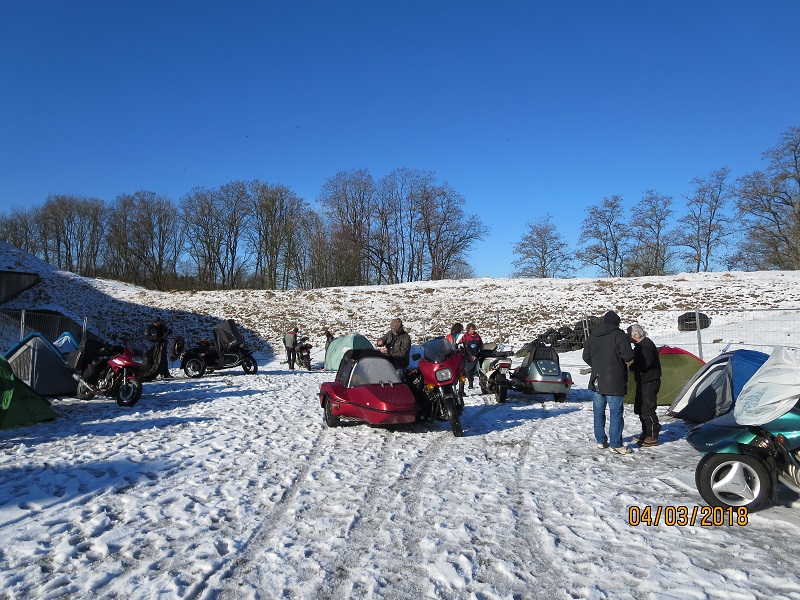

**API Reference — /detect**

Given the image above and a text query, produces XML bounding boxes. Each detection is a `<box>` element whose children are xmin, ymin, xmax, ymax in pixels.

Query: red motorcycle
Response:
<box><xmin>408</xmin><ymin>336</ymin><xmax>466</xmax><ymax>437</ymax></box>
<box><xmin>68</xmin><ymin>339</ymin><xmax>144</xmax><ymax>407</ymax></box>
<box><xmin>296</xmin><ymin>336</ymin><xmax>313</xmax><ymax>371</ymax></box>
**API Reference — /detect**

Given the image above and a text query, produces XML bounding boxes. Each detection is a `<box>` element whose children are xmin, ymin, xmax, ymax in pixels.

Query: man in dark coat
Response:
<box><xmin>144</xmin><ymin>316</ymin><xmax>173</xmax><ymax>379</ymax></box>
<box><xmin>377</xmin><ymin>318</ymin><xmax>411</xmax><ymax>379</ymax></box>
<box><xmin>582</xmin><ymin>310</ymin><xmax>634</xmax><ymax>454</ymax></box>
<box><xmin>284</xmin><ymin>326</ymin><xmax>298</xmax><ymax>369</ymax></box>
<box><xmin>628</xmin><ymin>323</ymin><xmax>662</xmax><ymax>447</ymax></box>
<box><xmin>461</xmin><ymin>323</ymin><xmax>483</xmax><ymax>389</ymax></box>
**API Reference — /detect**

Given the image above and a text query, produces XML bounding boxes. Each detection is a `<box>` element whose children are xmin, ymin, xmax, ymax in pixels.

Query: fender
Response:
<box><xmin>705</xmin><ymin>440</ymin><xmax>753</xmax><ymax>454</ymax></box>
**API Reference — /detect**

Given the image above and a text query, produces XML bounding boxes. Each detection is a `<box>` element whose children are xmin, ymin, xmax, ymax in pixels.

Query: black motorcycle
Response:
<box><xmin>296</xmin><ymin>336</ymin><xmax>313</xmax><ymax>371</ymax></box>
<box><xmin>180</xmin><ymin>319</ymin><xmax>258</xmax><ymax>378</ymax></box>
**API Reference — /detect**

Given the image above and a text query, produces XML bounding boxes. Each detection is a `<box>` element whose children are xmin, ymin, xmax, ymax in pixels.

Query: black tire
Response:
<box><xmin>323</xmin><ymin>396</ymin><xmax>340</xmax><ymax>427</ymax></box>
<box><xmin>695</xmin><ymin>453</ymin><xmax>770</xmax><ymax>509</ymax></box>
<box><xmin>242</xmin><ymin>354</ymin><xmax>258</xmax><ymax>374</ymax></box>
<box><xmin>444</xmin><ymin>394</ymin><xmax>463</xmax><ymax>437</ymax></box>
<box><xmin>303</xmin><ymin>355</ymin><xmax>312</xmax><ymax>371</ymax></box>
<box><xmin>183</xmin><ymin>357</ymin><xmax>206</xmax><ymax>378</ymax></box>
<box><xmin>553</xmin><ymin>393</ymin><xmax>567</xmax><ymax>402</ymax></box>
<box><xmin>495</xmin><ymin>384</ymin><xmax>508</xmax><ymax>404</ymax></box>
<box><xmin>116</xmin><ymin>378</ymin><xmax>143</xmax><ymax>407</ymax></box>
<box><xmin>77</xmin><ymin>380</ymin><xmax>95</xmax><ymax>400</ymax></box>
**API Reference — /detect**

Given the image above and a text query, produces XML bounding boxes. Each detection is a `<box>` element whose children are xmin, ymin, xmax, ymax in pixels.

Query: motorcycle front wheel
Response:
<box><xmin>116</xmin><ymin>378</ymin><xmax>143</xmax><ymax>407</ymax></box>
<box><xmin>444</xmin><ymin>394</ymin><xmax>464</xmax><ymax>437</ymax></box>
<box><xmin>183</xmin><ymin>357</ymin><xmax>206</xmax><ymax>378</ymax></box>
<box><xmin>695</xmin><ymin>453</ymin><xmax>770</xmax><ymax>510</ymax></box>
<box><xmin>242</xmin><ymin>354</ymin><xmax>258</xmax><ymax>374</ymax></box>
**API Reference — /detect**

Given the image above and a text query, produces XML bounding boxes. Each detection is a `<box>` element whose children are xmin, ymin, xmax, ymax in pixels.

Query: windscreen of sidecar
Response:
<box><xmin>423</xmin><ymin>336</ymin><xmax>456</xmax><ymax>363</ymax></box>
<box><xmin>346</xmin><ymin>356</ymin><xmax>401</xmax><ymax>388</ymax></box>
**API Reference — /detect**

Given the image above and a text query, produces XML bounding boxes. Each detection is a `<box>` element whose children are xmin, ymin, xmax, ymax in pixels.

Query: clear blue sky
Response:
<box><xmin>2</xmin><ymin>1</ymin><xmax>798</xmax><ymax>278</ymax></box>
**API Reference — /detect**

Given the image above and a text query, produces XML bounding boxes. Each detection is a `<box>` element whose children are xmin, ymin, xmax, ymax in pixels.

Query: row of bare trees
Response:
<box><xmin>0</xmin><ymin>168</ymin><xmax>487</xmax><ymax>290</ymax></box>
<box><xmin>513</xmin><ymin>126</ymin><xmax>800</xmax><ymax>277</ymax></box>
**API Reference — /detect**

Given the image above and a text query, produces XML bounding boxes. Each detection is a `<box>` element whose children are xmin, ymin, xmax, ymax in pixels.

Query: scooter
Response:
<box><xmin>68</xmin><ymin>339</ymin><xmax>145</xmax><ymax>407</ymax></box>
<box><xmin>407</xmin><ymin>336</ymin><xmax>466</xmax><ymax>437</ymax></box>
<box><xmin>477</xmin><ymin>343</ymin><xmax>513</xmax><ymax>404</ymax></box>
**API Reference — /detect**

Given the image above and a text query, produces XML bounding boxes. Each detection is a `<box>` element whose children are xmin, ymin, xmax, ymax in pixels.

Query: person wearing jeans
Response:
<box><xmin>582</xmin><ymin>311</ymin><xmax>635</xmax><ymax>454</ymax></box>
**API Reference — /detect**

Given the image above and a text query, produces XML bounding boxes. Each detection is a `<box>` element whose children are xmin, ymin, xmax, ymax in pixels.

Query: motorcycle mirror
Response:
<box><xmin>412</xmin><ymin>353</ymin><xmax>421</xmax><ymax>361</ymax></box>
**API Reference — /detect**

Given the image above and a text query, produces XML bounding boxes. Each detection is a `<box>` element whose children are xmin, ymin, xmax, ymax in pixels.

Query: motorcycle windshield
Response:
<box><xmin>423</xmin><ymin>336</ymin><xmax>456</xmax><ymax>364</ymax></box>
<box><xmin>734</xmin><ymin>346</ymin><xmax>800</xmax><ymax>425</ymax></box>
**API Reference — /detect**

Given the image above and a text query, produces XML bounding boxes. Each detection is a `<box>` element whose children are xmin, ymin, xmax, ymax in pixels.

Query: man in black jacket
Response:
<box><xmin>628</xmin><ymin>323</ymin><xmax>662</xmax><ymax>447</ymax></box>
<box><xmin>377</xmin><ymin>318</ymin><xmax>411</xmax><ymax>380</ymax></box>
<box><xmin>582</xmin><ymin>311</ymin><xmax>634</xmax><ymax>454</ymax></box>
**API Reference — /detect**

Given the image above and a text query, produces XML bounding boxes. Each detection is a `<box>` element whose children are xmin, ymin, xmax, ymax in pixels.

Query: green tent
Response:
<box><xmin>0</xmin><ymin>353</ymin><xmax>56</xmax><ymax>429</ymax></box>
<box><xmin>625</xmin><ymin>346</ymin><xmax>705</xmax><ymax>406</ymax></box>
<box><xmin>324</xmin><ymin>334</ymin><xmax>374</xmax><ymax>372</ymax></box>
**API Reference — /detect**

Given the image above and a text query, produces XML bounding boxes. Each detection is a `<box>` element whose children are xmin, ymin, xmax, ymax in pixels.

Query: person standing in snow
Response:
<box><xmin>284</xmin><ymin>326</ymin><xmax>299</xmax><ymax>370</ymax></box>
<box><xmin>144</xmin><ymin>316</ymin><xmax>173</xmax><ymax>379</ymax></box>
<box><xmin>461</xmin><ymin>323</ymin><xmax>483</xmax><ymax>390</ymax></box>
<box><xmin>627</xmin><ymin>323</ymin><xmax>662</xmax><ymax>447</ymax></box>
<box><xmin>377</xmin><ymin>318</ymin><xmax>411</xmax><ymax>379</ymax></box>
<box><xmin>582</xmin><ymin>311</ymin><xmax>634</xmax><ymax>454</ymax></box>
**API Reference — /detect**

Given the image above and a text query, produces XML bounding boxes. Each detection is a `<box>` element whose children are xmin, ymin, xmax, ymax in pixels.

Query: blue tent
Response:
<box><xmin>667</xmin><ymin>349</ymin><xmax>769</xmax><ymax>422</ymax></box>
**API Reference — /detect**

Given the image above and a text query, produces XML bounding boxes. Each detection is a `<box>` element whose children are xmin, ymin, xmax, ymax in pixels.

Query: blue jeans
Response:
<box><xmin>593</xmin><ymin>393</ymin><xmax>625</xmax><ymax>448</ymax></box>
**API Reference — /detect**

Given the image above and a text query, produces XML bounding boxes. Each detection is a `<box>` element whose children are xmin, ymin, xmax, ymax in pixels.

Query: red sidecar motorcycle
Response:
<box><xmin>318</xmin><ymin>349</ymin><xmax>418</xmax><ymax>428</ymax></box>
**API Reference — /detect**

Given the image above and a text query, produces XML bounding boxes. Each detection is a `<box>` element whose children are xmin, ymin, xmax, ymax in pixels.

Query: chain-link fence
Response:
<box><xmin>0</xmin><ymin>309</ymin><xmax>108</xmax><ymax>345</ymax></box>
<box><xmin>536</xmin><ymin>308</ymin><xmax>800</xmax><ymax>361</ymax></box>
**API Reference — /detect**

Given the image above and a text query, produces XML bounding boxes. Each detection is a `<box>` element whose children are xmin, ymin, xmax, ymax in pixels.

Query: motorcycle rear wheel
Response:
<box><xmin>116</xmin><ymin>378</ymin><xmax>143</xmax><ymax>407</ymax></box>
<box><xmin>444</xmin><ymin>395</ymin><xmax>464</xmax><ymax>437</ymax></box>
<box><xmin>242</xmin><ymin>354</ymin><xmax>258</xmax><ymax>374</ymax></box>
<box><xmin>695</xmin><ymin>453</ymin><xmax>770</xmax><ymax>509</ymax></box>
<box><xmin>495</xmin><ymin>385</ymin><xmax>508</xmax><ymax>404</ymax></box>
<box><xmin>77</xmin><ymin>380</ymin><xmax>95</xmax><ymax>400</ymax></box>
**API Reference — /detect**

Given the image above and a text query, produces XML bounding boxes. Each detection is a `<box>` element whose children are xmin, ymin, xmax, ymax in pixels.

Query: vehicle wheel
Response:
<box><xmin>479</xmin><ymin>379</ymin><xmax>488</xmax><ymax>394</ymax></box>
<box><xmin>242</xmin><ymin>354</ymin><xmax>258</xmax><ymax>374</ymax></box>
<box><xmin>695</xmin><ymin>453</ymin><xmax>770</xmax><ymax>509</ymax></box>
<box><xmin>183</xmin><ymin>357</ymin><xmax>206</xmax><ymax>378</ymax></box>
<box><xmin>323</xmin><ymin>396</ymin><xmax>340</xmax><ymax>427</ymax></box>
<box><xmin>304</xmin><ymin>356</ymin><xmax>312</xmax><ymax>371</ymax></box>
<box><xmin>553</xmin><ymin>393</ymin><xmax>567</xmax><ymax>402</ymax></box>
<box><xmin>116</xmin><ymin>378</ymin><xmax>143</xmax><ymax>407</ymax></box>
<box><xmin>77</xmin><ymin>380</ymin><xmax>95</xmax><ymax>400</ymax></box>
<box><xmin>496</xmin><ymin>385</ymin><xmax>508</xmax><ymax>404</ymax></box>
<box><xmin>444</xmin><ymin>394</ymin><xmax>464</xmax><ymax>437</ymax></box>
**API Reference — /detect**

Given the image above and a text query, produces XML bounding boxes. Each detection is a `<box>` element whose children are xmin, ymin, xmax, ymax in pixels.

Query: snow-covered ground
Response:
<box><xmin>2</xmin><ymin>244</ymin><xmax>800</xmax><ymax>598</ymax></box>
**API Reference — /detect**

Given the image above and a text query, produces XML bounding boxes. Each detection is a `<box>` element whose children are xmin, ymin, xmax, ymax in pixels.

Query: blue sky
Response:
<box><xmin>1</xmin><ymin>1</ymin><xmax>798</xmax><ymax>278</ymax></box>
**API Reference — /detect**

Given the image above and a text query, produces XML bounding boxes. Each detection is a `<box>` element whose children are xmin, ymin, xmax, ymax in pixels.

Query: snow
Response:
<box><xmin>2</xmin><ymin>243</ymin><xmax>800</xmax><ymax>598</ymax></box>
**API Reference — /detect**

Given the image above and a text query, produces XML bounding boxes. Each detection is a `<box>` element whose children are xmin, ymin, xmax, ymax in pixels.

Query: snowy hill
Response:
<box><xmin>3</xmin><ymin>241</ymin><xmax>800</xmax><ymax>357</ymax></box>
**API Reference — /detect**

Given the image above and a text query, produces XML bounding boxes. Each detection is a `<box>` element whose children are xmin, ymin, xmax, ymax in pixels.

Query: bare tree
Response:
<box><xmin>512</xmin><ymin>214</ymin><xmax>574</xmax><ymax>278</ymax></box>
<box><xmin>627</xmin><ymin>190</ymin><xmax>675</xmax><ymax>276</ymax></box>
<box><xmin>319</xmin><ymin>169</ymin><xmax>376</xmax><ymax>286</ymax></box>
<box><xmin>678</xmin><ymin>167</ymin><xmax>732</xmax><ymax>272</ymax></box>
<box><xmin>576</xmin><ymin>195</ymin><xmax>631</xmax><ymax>277</ymax></box>
<box><xmin>33</xmin><ymin>195</ymin><xmax>105</xmax><ymax>276</ymax></box>
<box><xmin>734</xmin><ymin>126</ymin><xmax>800</xmax><ymax>270</ymax></box>
<box><xmin>416</xmin><ymin>181</ymin><xmax>488</xmax><ymax>280</ymax></box>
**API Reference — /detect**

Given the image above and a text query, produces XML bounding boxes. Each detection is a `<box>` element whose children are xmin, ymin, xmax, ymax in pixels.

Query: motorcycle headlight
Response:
<box><xmin>435</xmin><ymin>368</ymin><xmax>452</xmax><ymax>382</ymax></box>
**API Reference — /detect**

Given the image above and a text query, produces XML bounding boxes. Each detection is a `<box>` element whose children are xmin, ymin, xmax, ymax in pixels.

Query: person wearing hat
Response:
<box><xmin>144</xmin><ymin>316</ymin><xmax>173</xmax><ymax>379</ymax></box>
<box><xmin>582</xmin><ymin>311</ymin><xmax>634</xmax><ymax>454</ymax></box>
<box><xmin>627</xmin><ymin>323</ymin><xmax>662</xmax><ymax>447</ymax></box>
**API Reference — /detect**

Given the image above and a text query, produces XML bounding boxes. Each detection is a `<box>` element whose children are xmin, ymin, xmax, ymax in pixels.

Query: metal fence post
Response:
<box><xmin>82</xmin><ymin>317</ymin><xmax>88</xmax><ymax>343</ymax></box>
<box><xmin>20</xmin><ymin>309</ymin><xmax>25</xmax><ymax>340</ymax></box>
<box><xmin>695</xmin><ymin>308</ymin><xmax>704</xmax><ymax>361</ymax></box>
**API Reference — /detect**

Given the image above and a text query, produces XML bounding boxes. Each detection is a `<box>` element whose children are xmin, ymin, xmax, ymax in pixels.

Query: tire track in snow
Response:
<box><xmin>188</xmin><ymin>416</ymin><xmax>331</xmax><ymax>600</ymax></box>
